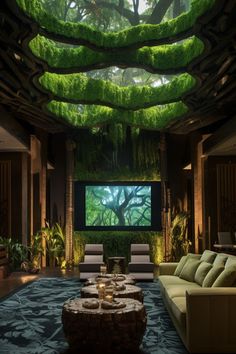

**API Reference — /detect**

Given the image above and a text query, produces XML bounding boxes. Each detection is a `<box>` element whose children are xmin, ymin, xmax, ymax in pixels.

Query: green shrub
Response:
<box><xmin>74</xmin><ymin>231</ymin><xmax>163</xmax><ymax>266</ymax></box>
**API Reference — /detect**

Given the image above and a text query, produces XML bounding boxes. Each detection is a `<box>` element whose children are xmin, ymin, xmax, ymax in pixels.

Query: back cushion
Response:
<box><xmin>202</xmin><ymin>266</ymin><xmax>224</xmax><ymax>287</ymax></box>
<box><xmin>131</xmin><ymin>244</ymin><xmax>149</xmax><ymax>255</ymax></box>
<box><xmin>85</xmin><ymin>244</ymin><xmax>103</xmax><ymax>255</ymax></box>
<box><xmin>179</xmin><ymin>259</ymin><xmax>201</xmax><ymax>282</ymax></box>
<box><xmin>225</xmin><ymin>256</ymin><xmax>236</xmax><ymax>268</ymax></box>
<box><xmin>200</xmin><ymin>250</ymin><xmax>217</xmax><ymax>264</ymax></box>
<box><xmin>174</xmin><ymin>256</ymin><xmax>188</xmax><ymax>276</ymax></box>
<box><xmin>174</xmin><ymin>253</ymin><xmax>201</xmax><ymax>276</ymax></box>
<box><xmin>213</xmin><ymin>254</ymin><xmax>228</xmax><ymax>267</ymax></box>
<box><xmin>212</xmin><ymin>265</ymin><xmax>236</xmax><ymax>287</ymax></box>
<box><xmin>194</xmin><ymin>261</ymin><xmax>212</xmax><ymax>286</ymax></box>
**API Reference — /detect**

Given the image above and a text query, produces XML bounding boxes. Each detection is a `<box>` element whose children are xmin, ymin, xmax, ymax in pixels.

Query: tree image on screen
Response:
<box><xmin>86</xmin><ymin>186</ymin><xmax>151</xmax><ymax>226</ymax></box>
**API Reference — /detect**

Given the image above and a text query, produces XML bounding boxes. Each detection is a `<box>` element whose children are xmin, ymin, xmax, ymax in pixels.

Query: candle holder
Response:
<box><xmin>100</xmin><ymin>265</ymin><xmax>107</xmax><ymax>276</ymax></box>
<box><xmin>96</xmin><ymin>282</ymin><xmax>106</xmax><ymax>300</ymax></box>
<box><xmin>105</xmin><ymin>286</ymin><xmax>114</xmax><ymax>303</ymax></box>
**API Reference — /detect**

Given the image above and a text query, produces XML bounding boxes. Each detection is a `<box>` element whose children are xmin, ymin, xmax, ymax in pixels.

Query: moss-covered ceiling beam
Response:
<box><xmin>39</xmin><ymin>72</ymin><xmax>196</xmax><ymax>111</ymax></box>
<box><xmin>30</xmin><ymin>35</ymin><xmax>204</xmax><ymax>75</ymax></box>
<box><xmin>15</xmin><ymin>0</ymin><xmax>216</xmax><ymax>51</ymax></box>
<box><xmin>46</xmin><ymin>101</ymin><xmax>188</xmax><ymax>131</ymax></box>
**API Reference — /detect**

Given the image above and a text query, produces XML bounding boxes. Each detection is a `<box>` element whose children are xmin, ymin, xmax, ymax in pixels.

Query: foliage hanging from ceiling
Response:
<box><xmin>74</xmin><ymin>125</ymin><xmax>160</xmax><ymax>181</ymax></box>
<box><xmin>13</xmin><ymin>0</ymin><xmax>216</xmax><ymax>131</ymax></box>
<box><xmin>16</xmin><ymin>0</ymin><xmax>215</xmax><ymax>49</ymax></box>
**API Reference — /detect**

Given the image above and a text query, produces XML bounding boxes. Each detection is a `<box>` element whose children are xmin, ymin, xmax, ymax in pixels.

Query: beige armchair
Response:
<box><xmin>79</xmin><ymin>244</ymin><xmax>104</xmax><ymax>280</ymax></box>
<box><xmin>128</xmin><ymin>244</ymin><xmax>154</xmax><ymax>280</ymax></box>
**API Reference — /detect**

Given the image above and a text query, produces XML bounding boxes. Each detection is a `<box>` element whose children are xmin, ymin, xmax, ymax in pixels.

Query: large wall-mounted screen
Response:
<box><xmin>74</xmin><ymin>182</ymin><xmax>161</xmax><ymax>231</ymax></box>
<box><xmin>85</xmin><ymin>185</ymin><xmax>151</xmax><ymax>227</ymax></box>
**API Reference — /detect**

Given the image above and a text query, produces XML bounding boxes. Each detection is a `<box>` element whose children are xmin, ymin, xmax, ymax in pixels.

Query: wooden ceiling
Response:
<box><xmin>0</xmin><ymin>0</ymin><xmax>236</xmax><ymax>134</ymax></box>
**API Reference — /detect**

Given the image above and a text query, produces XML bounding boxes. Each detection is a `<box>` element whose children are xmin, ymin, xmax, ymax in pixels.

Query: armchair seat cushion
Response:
<box><xmin>128</xmin><ymin>262</ymin><xmax>154</xmax><ymax>272</ymax></box>
<box><xmin>79</xmin><ymin>262</ymin><xmax>104</xmax><ymax>272</ymax></box>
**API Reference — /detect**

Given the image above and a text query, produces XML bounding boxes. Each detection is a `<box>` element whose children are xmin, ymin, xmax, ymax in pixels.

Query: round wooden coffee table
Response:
<box><xmin>81</xmin><ymin>284</ymin><xmax>143</xmax><ymax>303</ymax></box>
<box><xmin>62</xmin><ymin>297</ymin><xmax>146</xmax><ymax>354</ymax></box>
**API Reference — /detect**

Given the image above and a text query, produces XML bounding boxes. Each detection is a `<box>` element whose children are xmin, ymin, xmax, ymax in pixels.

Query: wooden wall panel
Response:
<box><xmin>0</xmin><ymin>160</ymin><xmax>11</xmax><ymax>237</ymax></box>
<box><xmin>217</xmin><ymin>164</ymin><xmax>236</xmax><ymax>232</ymax></box>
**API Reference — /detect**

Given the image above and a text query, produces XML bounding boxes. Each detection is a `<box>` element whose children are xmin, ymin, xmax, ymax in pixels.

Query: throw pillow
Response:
<box><xmin>212</xmin><ymin>265</ymin><xmax>236</xmax><ymax>287</ymax></box>
<box><xmin>174</xmin><ymin>253</ymin><xmax>201</xmax><ymax>276</ymax></box>
<box><xmin>202</xmin><ymin>266</ymin><xmax>224</xmax><ymax>287</ymax></box>
<box><xmin>200</xmin><ymin>250</ymin><xmax>217</xmax><ymax>264</ymax></box>
<box><xmin>213</xmin><ymin>254</ymin><xmax>228</xmax><ymax>267</ymax></box>
<box><xmin>194</xmin><ymin>261</ymin><xmax>212</xmax><ymax>286</ymax></box>
<box><xmin>179</xmin><ymin>258</ymin><xmax>202</xmax><ymax>282</ymax></box>
<box><xmin>174</xmin><ymin>256</ymin><xmax>188</xmax><ymax>276</ymax></box>
<box><xmin>225</xmin><ymin>256</ymin><xmax>236</xmax><ymax>268</ymax></box>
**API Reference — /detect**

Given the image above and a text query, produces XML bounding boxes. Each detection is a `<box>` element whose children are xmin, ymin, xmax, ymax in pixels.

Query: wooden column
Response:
<box><xmin>39</xmin><ymin>133</ymin><xmax>47</xmax><ymax>267</ymax></box>
<box><xmin>159</xmin><ymin>133</ymin><xmax>171</xmax><ymax>261</ymax></box>
<box><xmin>21</xmin><ymin>152</ymin><xmax>28</xmax><ymax>246</ymax></box>
<box><xmin>192</xmin><ymin>137</ymin><xmax>204</xmax><ymax>254</ymax></box>
<box><xmin>65</xmin><ymin>139</ymin><xmax>75</xmax><ymax>262</ymax></box>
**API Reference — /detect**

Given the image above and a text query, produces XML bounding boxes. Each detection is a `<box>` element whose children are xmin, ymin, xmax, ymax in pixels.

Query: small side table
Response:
<box><xmin>108</xmin><ymin>257</ymin><xmax>126</xmax><ymax>274</ymax></box>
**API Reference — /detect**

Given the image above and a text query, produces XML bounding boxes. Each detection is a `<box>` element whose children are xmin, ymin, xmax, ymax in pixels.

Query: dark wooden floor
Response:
<box><xmin>0</xmin><ymin>267</ymin><xmax>80</xmax><ymax>299</ymax></box>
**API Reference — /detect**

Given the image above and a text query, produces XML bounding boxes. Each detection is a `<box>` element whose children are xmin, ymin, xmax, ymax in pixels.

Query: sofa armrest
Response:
<box><xmin>186</xmin><ymin>288</ymin><xmax>236</xmax><ymax>353</ymax></box>
<box><xmin>158</xmin><ymin>262</ymin><xmax>178</xmax><ymax>275</ymax></box>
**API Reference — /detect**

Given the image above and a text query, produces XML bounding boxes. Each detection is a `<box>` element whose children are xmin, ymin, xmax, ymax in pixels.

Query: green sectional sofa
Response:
<box><xmin>159</xmin><ymin>250</ymin><xmax>236</xmax><ymax>353</ymax></box>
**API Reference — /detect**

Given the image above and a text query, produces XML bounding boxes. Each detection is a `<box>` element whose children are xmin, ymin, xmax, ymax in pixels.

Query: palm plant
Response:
<box><xmin>0</xmin><ymin>237</ymin><xmax>28</xmax><ymax>270</ymax></box>
<box><xmin>29</xmin><ymin>232</ymin><xmax>44</xmax><ymax>268</ymax></box>
<box><xmin>41</xmin><ymin>222</ymin><xmax>65</xmax><ymax>267</ymax></box>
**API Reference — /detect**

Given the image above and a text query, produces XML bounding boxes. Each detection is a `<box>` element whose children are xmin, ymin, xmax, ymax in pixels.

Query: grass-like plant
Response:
<box><xmin>39</xmin><ymin>72</ymin><xmax>196</xmax><ymax>110</ymax></box>
<box><xmin>46</xmin><ymin>101</ymin><xmax>188</xmax><ymax>130</ymax></box>
<box><xmin>30</xmin><ymin>35</ymin><xmax>204</xmax><ymax>73</ymax></box>
<box><xmin>16</xmin><ymin>0</ymin><xmax>216</xmax><ymax>50</ymax></box>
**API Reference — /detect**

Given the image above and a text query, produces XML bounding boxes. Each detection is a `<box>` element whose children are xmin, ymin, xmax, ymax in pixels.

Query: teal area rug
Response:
<box><xmin>0</xmin><ymin>278</ymin><xmax>187</xmax><ymax>354</ymax></box>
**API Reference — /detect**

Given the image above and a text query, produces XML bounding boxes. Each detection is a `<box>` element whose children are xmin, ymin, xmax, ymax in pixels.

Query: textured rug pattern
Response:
<box><xmin>0</xmin><ymin>278</ymin><xmax>187</xmax><ymax>354</ymax></box>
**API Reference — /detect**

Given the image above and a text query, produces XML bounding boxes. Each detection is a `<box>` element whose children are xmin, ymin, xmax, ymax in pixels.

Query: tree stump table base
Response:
<box><xmin>62</xmin><ymin>298</ymin><xmax>147</xmax><ymax>354</ymax></box>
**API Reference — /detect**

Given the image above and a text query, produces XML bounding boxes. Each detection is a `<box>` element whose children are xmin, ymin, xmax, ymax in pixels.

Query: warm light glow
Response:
<box><xmin>183</xmin><ymin>163</ymin><xmax>192</xmax><ymax>170</ymax></box>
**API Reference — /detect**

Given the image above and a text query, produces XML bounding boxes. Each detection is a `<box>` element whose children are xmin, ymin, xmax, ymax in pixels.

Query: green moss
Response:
<box><xmin>47</xmin><ymin>101</ymin><xmax>188</xmax><ymax>130</ymax></box>
<box><xmin>73</xmin><ymin>231</ymin><xmax>163</xmax><ymax>265</ymax></box>
<box><xmin>30</xmin><ymin>35</ymin><xmax>204</xmax><ymax>72</ymax></box>
<box><xmin>39</xmin><ymin>72</ymin><xmax>195</xmax><ymax>110</ymax></box>
<box><xmin>16</xmin><ymin>0</ymin><xmax>216</xmax><ymax>49</ymax></box>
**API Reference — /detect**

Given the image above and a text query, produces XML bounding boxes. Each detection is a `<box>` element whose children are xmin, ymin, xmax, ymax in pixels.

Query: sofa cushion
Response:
<box><xmin>202</xmin><ymin>265</ymin><xmax>224</xmax><ymax>287</ymax></box>
<box><xmin>194</xmin><ymin>261</ymin><xmax>212</xmax><ymax>286</ymax></box>
<box><xmin>166</xmin><ymin>283</ymin><xmax>201</xmax><ymax>299</ymax></box>
<box><xmin>212</xmin><ymin>265</ymin><xmax>236</xmax><ymax>287</ymax></box>
<box><xmin>174</xmin><ymin>253</ymin><xmax>201</xmax><ymax>276</ymax></box>
<box><xmin>200</xmin><ymin>250</ymin><xmax>217</xmax><ymax>264</ymax></box>
<box><xmin>159</xmin><ymin>275</ymin><xmax>193</xmax><ymax>287</ymax></box>
<box><xmin>213</xmin><ymin>253</ymin><xmax>228</xmax><ymax>267</ymax></box>
<box><xmin>170</xmin><ymin>296</ymin><xmax>186</xmax><ymax>330</ymax></box>
<box><xmin>179</xmin><ymin>259</ymin><xmax>202</xmax><ymax>282</ymax></box>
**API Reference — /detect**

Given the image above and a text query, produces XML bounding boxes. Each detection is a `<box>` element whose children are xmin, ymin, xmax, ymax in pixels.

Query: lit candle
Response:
<box><xmin>104</xmin><ymin>294</ymin><xmax>113</xmax><ymax>303</ymax></box>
